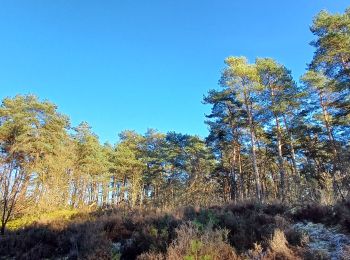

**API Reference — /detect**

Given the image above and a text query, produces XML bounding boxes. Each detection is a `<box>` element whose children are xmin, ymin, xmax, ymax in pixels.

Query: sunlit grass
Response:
<box><xmin>6</xmin><ymin>209</ymin><xmax>78</xmax><ymax>230</ymax></box>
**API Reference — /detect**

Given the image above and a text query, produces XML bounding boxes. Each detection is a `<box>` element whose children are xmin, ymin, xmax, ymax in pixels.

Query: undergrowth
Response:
<box><xmin>1</xmin><ymin>200</ymin><xmax>350</xmax><ymax>259</ymax></box>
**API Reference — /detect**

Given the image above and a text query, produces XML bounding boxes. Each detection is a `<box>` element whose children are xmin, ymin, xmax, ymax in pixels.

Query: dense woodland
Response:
<box><xmin>0</xmin><ymin>7</ymin><xmax>350</xmax><ymax>260</ymax></box>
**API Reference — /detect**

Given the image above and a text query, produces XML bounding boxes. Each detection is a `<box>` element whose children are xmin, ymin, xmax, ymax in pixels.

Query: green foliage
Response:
<box><xmin>184</xmin><ymin>240</ymin><xmax>211</xmax><ymax>260</ymax></box>
<box><xmin>150</xmin><ymin>226</ymin><xmax>159</xmax><ymax>237</ymax></box>
<box><xmin>1</xmin><ymin>6</ymin><xmax>350</xmax><ymax>247</ymax></box>
<box><xmin>0</xmin><ymin>95</ymin><xmax>72</xmax><ymax>233</ymax></box>
<box><xmin>310</xmin><ymin>8</ymin><xmax>350</xmax><ymax>78</ymax></box>
<box><xmin>192</xmin><ymin>210</ymin><xmax>219</xmax><ymax>232</ymax></box>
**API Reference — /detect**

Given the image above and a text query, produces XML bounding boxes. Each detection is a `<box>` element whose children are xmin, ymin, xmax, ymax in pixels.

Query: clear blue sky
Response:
<box><xmin>0</xmin><ymin>1</ymin><xmax>348</xmax><ymax>143</ymax></box>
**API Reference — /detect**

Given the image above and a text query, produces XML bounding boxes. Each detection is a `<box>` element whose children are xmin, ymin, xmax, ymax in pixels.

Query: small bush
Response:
<box><xmin>334</xmin><ymin>200</ymin><xmax>350</xmax><ymax>232</ymax></box>
<box><xmin>284</xmin><ymin>228</ymin><xmax>309</xmax><ymax>246</ymax></box>
<box><xmin>268</xmin><ymin>229</ymin><xmax>294</xmax><ymax>259</ymax></box>
<box><xmin>292</xmin><ymin>204</ymin><xmax>333</xmax><ymax>224</ymax></box>
<box><xmin>166</xmin><ymin>222</ymin><xmax>238</xmax><ymax>260</ymax></box>
<box><xmin>137</xmin><ymin>252</ymin><xmax>165</xmax><ymax>260</ymax></box>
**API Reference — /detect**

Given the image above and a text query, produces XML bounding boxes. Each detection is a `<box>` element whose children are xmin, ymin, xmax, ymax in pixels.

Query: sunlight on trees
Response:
<box><xmin>0</xmin><ymin>7</ymin><xmax>349</xmax><ymax>237</ymax></box>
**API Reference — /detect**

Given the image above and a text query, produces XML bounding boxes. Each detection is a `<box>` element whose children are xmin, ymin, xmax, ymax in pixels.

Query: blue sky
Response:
<box><xmin>0</xmin><ymin>1</ymin><xmax>348</xmax><ymax>143</ymax></box>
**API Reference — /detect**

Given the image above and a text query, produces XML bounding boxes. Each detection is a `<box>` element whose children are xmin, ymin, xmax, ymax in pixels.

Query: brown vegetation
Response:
<box><xmin>2</xmin><ymin>201</ymin><xmax>349</xmax><ymax>259</ymax></box>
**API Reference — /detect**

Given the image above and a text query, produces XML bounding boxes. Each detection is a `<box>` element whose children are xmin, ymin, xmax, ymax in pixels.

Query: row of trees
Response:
<box><xmin>1</xmin><ymin>7</ymin><xmax>349</xmax><ymax>234</ymax></box>
<box><xmin>0</xmin><ymin>97</ymin><xmax>217</xmax><ymax>233</ymax></box>
<box><xmin>204</xmin><ymin>8</ymin><xmax>350</xmax><ymax>203</ymax></box>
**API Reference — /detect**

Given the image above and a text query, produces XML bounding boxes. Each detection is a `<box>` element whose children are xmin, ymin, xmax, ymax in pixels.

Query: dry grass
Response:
<box><xmin>167</xmin><ymin>222</ymin><xmax>238</xmax><ymax>260</ymax></box>
<box><xmin>268</xmin><ymin>229</ymin><xmax>296</xmax><ymax>259</ymax></box>
<box><xmin>2</xmin><ymin>200</ymin><xmax>350</xmax><ymax>259</ymax></box>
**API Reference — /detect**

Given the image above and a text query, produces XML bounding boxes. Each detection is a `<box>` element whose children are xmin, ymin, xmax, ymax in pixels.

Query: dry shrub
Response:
<box><xmin>244</xmin><ymin>229</ymin><xmax>300</xmax><ymax>260</ymax></box>
<box><xmin>137</xmin><ymin>252</ymin><xmax>165</xmax><ymax>260</ymax></box>
<box><xmin>173</xmin><ymin>206</ymin><xmax>198</xmax><ymax>220</ymax></box>
<box><xmin>268</xmin><ymin>229</ymin><xmax>295</xmax><ymax>259</ymax></box>
<box><xmin>292</xmin><ymin>203</ymin><xmax>333</xmax><ymax>224</ymax></box>
<box><xmin>166</xmin><ymin>222</ymin><xmax>239</xmax><ymax>260</ymax></box>
<box><xmin>262</xmin><ymin>203</ymin><xmax>287</xmax><ymax>216</ymax></box>
<box><xmin>245</xmin><ymin>243</ymin><xmax>265</xmax><ymax>259</ymax></box>
<box><xmin>293</xmin><ymin>199</ymin><xmax>350</xmax><ymax>233</ymax></box>
<box><xmin>284</xmin><ymin>227</ymin><xmax>309</xmax><ymax>247</ymax></box>
<box><xmin>102</xmin><ymin>214</ymin><xmax>131</xmax><ymax>241</ymax></box>
<box><xmin>5</xmin><ymin>201</ymin><xmax>344</xmax><ymax>259</ymax></box>
<box><xmin>334</xmin><ymin>199</ymin><xmax>350</xmax><ymax>232</ymax></box>
<box><xmin>215</xmin><ymin>206</ymin><xmax>290</xmax><ymax>252</ymax></box>
<box><xmin>0</xmin><ymin>219</ymin><xmax>111</xmax><ymax>260</ymax></box>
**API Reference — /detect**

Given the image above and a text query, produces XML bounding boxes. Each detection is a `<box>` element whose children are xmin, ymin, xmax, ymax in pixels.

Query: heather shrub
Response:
<box><xmin>0</xmin><ymin>218</ymin><xmax>111</xmax><ymax>259</ymax></box>
<box><xmin>211</xmin><ymin>203</ymin><xmax>291</xmax><ymax>252</ymax></box>
<box><xmin>3</xmin><ymin>200</ymin><xmax>349</xmax><ymax>259</ymax></box>
<box><xmin>292</xmin><ymin>203</ymin><xmax>333</xmax><ymax>224</ymax></box>
<box><xmin>262</xmin><ymin>203</ymin><xmax>287</xmax><ymax>216</ymax></box>
<box><xmin>334</xmin><ymin>199</ymin><xmax>350</xmax><ymax>232</ymax></box>
<box><xmin>165</xmin><ymin>222</ymin><xmax>238</xmax><ymax>260</ymax></box>
<box><xmin>284</xmin><ymin>227</ymin><xmax>309</xmax><ymax>247</ymax></box>
<box><xmin>137</xmin><ymin>252</ymin><xmax>165</xmax><ymax>260</ymax></box>
<box><xmin>292</xmin><ymin>199</ymin><xmax>350</xmax><ymax>233</ymax></box>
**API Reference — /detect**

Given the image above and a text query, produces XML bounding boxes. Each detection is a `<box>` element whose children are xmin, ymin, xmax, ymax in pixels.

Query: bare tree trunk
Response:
<box><xmin>1</xmin><ymin>194</ymin><xmax>8</xmax><ymax>235</ymax></box>
<box><xmin>238</xmin><ymin>149</ymin><xmax>244</xmax><ymax>200</ymax></box>
<box><xmin>1</xmin><ymin>165</ymin><xmax>23</xmax><ymax>235</ymax></box>
<box><xmin>244</xmin><ymin>92</ymin><xmax>261</xmax><ymax>201</ymax></box>
<box><xmin>230</xmin><ymin>145</ymin><xmax>237</xmax><ymax>202</ymax></box>
<box><xmin>274</xmin><ymin>114</ymin><xmax>286</xmax><ymax>201</ymax></box>
<box><xmin>111</xmin><ymin>176</ymin><xmax>116</xmax><ymax>205</ymax></box>
<box><xmin>122</xmin><ymin>175</ymin><xmax>127</xmax><ymax>204</ymax></box>
<box><xmin>319</xmin><ymin>92</ymin><xmax>344</xmax><ymax>200</ymax></box>
<box><xmin>270</xmin><ymin>86</ymin><xmax>286</xmax><ymax>201</ymax></box>
<box><xmin>282</xmin><ymin>114</ymin><xmax>299</xmax><ymax>177</ymax></box>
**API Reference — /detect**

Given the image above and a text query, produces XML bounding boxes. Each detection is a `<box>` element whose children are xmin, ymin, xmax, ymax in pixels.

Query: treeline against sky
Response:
<box><xmin>1</xmin><ymin>7</ymin><xmax>349</xmax><ymax>234</ymax></box>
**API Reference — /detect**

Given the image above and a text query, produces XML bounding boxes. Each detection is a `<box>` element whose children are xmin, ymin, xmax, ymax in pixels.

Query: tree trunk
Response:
<box><xmin>270</xmin><ymin>86</ymin><xmax>286</xmax><ymax>201</ymax></box>
<box><xmin>274</xmin><ymin>114</ymin><xmax>286</xmax><ymax>201</ymax></box>
<box><xmin>319</xmin><ymin>92</ymin><xmax>344</xmax><ymax>200</ymax></box>
<box><xmin>1</xmin><ymin>197</ymin><xmax>8</xmax><ymax>235</ymax></box>
<box><xmin>282</xmin><ymin>114</ymin><xmax>299</xmax><ymax>177</ymax></box>
<box><xmin>122</xmin><ymin>175</ymin><xmax>128</xmax><ymax>204</ymax></box>
<box><xmin>244</xmin><ymin>92</ymin><xmax>261</xmax><ymax>201</ymax></box>
<box><xmin>238</xmin><ymin>149</ymin><xmax>244</xmax><ymax>200</ymax></box>
<box><xmin>0</xmin><ymin>222</ymin><xmax>5</xmax><ymax>235</ymax></box>
<box><xmin>230</xmin><ymin>145</ymin><xmax>237</xmax><ymax>202</ymax></box>
<box><xmin>111</xmin><ymin>176</ymin><xmax>116</xmax><ymax>204</ymax></box>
